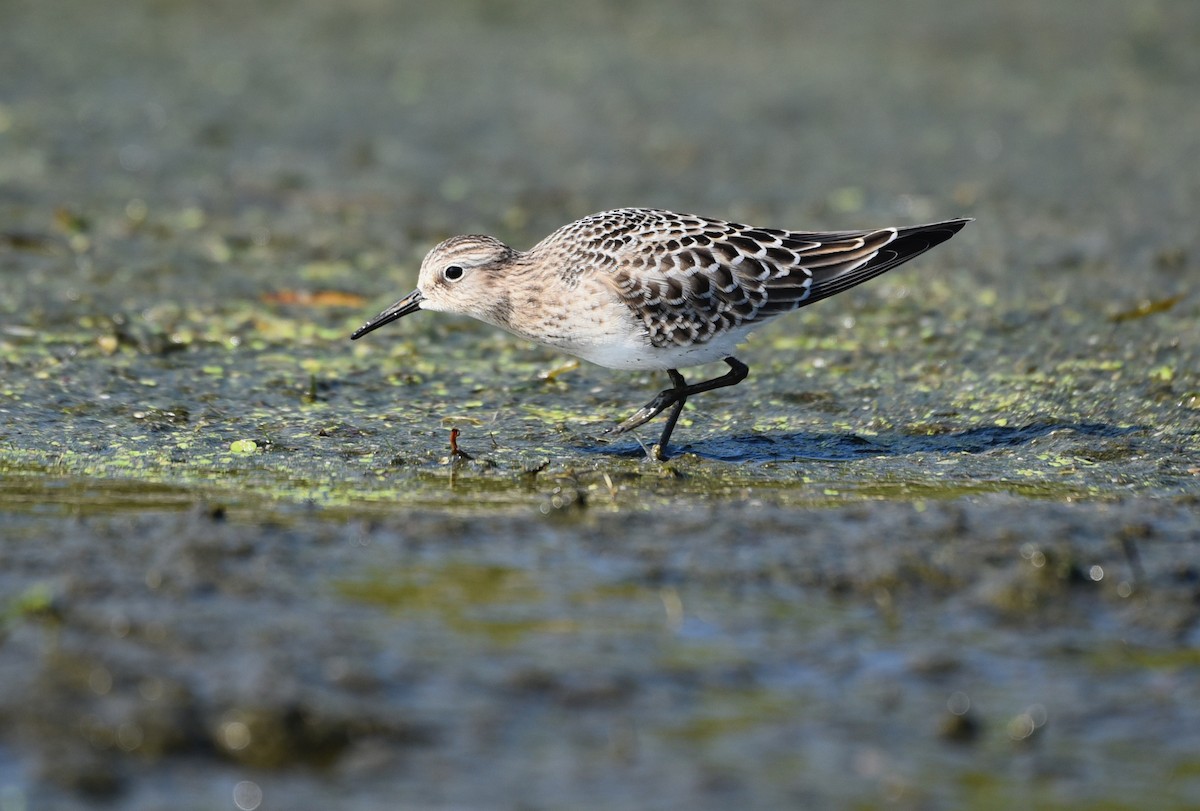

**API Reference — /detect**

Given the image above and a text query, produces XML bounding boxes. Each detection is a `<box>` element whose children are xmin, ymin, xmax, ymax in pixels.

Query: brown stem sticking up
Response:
<box><xmin>449</xmin><ymin>428</ymin><xmax>473</xmax><ymax>461</ymax></box>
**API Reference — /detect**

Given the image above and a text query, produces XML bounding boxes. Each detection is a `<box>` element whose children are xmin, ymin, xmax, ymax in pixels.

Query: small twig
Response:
<box><xmin>449</xmin><ymin>428</ymin><xmax>473</xmax><ymax>460</ymax></box>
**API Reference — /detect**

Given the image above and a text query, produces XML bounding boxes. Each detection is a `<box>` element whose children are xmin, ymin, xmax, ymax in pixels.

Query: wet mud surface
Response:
<box><xmin>2</xmin><ymin>1</ymin><xmax>1199</xmax><ymax>808</ymax></box>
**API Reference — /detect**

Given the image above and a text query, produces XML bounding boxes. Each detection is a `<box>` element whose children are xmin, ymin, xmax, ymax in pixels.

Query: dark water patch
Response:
<box><xmin>598</xmin><ymin>422</ymin><xmax>1142</xmax><ymax>463</ymax></box>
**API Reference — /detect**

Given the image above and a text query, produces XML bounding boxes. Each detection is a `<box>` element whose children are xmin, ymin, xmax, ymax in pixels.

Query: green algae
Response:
<box><xmin>335</xmin><ymin>562</ymin><xmax>577</xmax><ymax>645</ymax></box>
<box><xmin>664</xmin><ymin>686</ymin><xmax>802</xmax><ymax>743</ymax></box>
<box><xmin>1</xmin><ymin>290</ymin><xmax>1193</xmax><ymax>516</ymax></box>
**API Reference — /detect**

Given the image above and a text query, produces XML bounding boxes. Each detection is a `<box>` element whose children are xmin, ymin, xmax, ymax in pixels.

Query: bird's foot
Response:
<box><xmin>603</xmin><ymin>390</ymin><xmax>680</xmax><ymax>436</ymax></box>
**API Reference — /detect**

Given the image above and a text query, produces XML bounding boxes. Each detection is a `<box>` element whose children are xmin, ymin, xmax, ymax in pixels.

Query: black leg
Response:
<box><xmin>604</xmin><ymin>373</ymin><xmax>685</xmax><ymax>438</ymax></box>
<box><xmin>605</xmin><ymin>357</ymin><xmax>750</xmax><ymax>459</ymax></box>
<box><xmin>652</xmin><ymin>370</ymin><xmax>689</xmax><ymax>460</ymax></box>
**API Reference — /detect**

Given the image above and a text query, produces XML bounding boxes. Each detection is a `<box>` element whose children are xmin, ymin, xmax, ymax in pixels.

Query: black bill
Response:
<box><xmin>350</xmin><ymin>289</ymin><xmax>425</xmax><ymax>340</ymax></box>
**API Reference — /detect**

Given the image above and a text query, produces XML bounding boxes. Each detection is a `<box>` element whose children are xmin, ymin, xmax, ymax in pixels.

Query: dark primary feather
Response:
<box><xmin>547</xmin><ymin>208</ymin><xmax>969</xmax><ymax>349</ymax></box>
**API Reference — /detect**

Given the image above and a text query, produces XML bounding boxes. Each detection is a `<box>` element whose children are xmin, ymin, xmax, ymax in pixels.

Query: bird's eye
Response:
<box><xmin>444</xmin><ymin>265</ymin><xmax>465</xmax><ymax>281</ymax></box>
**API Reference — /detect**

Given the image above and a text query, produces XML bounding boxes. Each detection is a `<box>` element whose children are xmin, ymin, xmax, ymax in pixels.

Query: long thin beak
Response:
<box><xmin>350</xmin><ymin>289</ymin><xmax>425</xmax><ymax>340</ymax></box>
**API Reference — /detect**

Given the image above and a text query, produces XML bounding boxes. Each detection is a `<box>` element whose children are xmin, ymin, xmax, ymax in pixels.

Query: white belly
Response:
<box><xmin>572</xmin><ymin>329</ymin><xmax>747</xmax><ymax>370</ymax></box>
<box><xmin>494</xmin><ymin>277</ymin><xmax>755</xmax><ymax>371</ymax></box>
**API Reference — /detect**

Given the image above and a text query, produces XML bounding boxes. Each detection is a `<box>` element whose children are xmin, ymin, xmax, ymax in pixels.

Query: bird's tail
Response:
<box><xmin>802</xmin><ymin>218</ymin><xmax>971</xmax><ymax>306</ymax></box>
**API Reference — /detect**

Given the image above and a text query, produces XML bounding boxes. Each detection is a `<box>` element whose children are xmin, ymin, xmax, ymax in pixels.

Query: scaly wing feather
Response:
<box><xmin>542</xmin><ymin>208</ymin><xmax>968</xmax><ymax>349</ymax></box>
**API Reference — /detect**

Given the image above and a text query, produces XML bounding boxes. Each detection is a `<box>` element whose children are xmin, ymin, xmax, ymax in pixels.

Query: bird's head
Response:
<box><xmin>351</xmin><ymin>234</ymin><xmax>517</xmax><ymax>340</ymax></box>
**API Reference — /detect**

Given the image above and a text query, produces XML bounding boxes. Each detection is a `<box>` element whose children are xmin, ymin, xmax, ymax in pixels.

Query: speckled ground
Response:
<box><xmin>1</xmin><ymin>1</ymin><xmax>1198</xmax><ymax>809</ymax></box>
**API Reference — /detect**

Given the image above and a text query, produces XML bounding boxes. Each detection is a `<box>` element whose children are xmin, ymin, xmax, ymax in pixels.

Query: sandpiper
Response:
<box><xmin>352</xmin><ymin>208</ymin><xmax>970</xmax><ymax>459</ymax></box>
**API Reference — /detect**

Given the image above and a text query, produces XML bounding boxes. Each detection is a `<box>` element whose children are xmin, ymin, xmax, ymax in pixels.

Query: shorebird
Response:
<box><xmin>352</xmin><ymin>208</ymin><xmax>970</xmax><ymax>459</ymax></box>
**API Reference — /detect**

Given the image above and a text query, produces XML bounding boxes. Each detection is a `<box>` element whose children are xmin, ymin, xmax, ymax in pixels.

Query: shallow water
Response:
<box><xmin>2</xmin><ymin>1</ymin><xmax>1199</xmax><ymax>808</ymax></box>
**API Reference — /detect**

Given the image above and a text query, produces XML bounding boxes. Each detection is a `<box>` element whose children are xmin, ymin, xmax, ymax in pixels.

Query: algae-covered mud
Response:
<box><xmin>2</xmin><ymin>1</ymin><xmax>1198</xmax><ymax>808</ymax></box>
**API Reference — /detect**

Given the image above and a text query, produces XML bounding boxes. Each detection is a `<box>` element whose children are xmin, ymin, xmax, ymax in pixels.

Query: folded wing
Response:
<box><xmin>592</xmin><ymin>209</ymin><xmax>968</xmax><ymax>349</ymax></box>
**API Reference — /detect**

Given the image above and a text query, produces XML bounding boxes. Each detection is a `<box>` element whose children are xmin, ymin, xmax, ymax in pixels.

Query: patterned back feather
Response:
<box><xmin>534</xmin><ymin>208</ymin><xmax>969</xmax><ymax>349</ymax></box>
